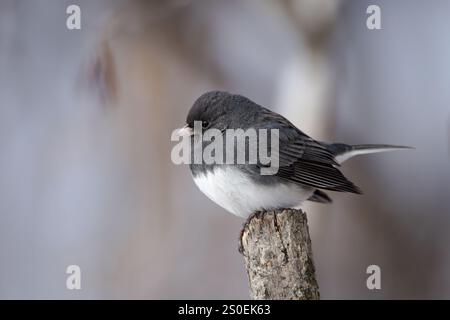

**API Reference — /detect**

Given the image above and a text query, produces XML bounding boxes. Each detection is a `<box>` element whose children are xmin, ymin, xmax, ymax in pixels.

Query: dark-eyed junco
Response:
<box><xmin>177</xmin><ymin>91</ymin><xmax>410</xmax><ymax>219</ymax></box>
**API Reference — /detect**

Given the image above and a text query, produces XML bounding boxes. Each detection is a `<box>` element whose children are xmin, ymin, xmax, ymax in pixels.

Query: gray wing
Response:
<box><xmin>257</xmin><ymin>109</ymin><xmax>361</xmax><ymax>194</ymax></box>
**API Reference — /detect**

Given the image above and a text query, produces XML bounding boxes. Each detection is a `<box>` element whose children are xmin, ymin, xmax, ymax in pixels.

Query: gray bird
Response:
<box><xmin>177</xmin><ymin>91</ymin><xmax>410</xmax><ymax>219</ymax></box>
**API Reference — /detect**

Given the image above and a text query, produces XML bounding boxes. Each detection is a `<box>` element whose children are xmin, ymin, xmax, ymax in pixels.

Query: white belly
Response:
<box><xmin>192</xmin><ymin>166</ymin><xmax>313</xmax><ymax>218</ymax></box>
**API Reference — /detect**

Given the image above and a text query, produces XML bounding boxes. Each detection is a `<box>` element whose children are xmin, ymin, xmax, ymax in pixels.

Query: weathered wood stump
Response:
<box><xmin>240</xmin><ymin>209</ymin><xmax>320</xmax><ymax>300</ymax></box>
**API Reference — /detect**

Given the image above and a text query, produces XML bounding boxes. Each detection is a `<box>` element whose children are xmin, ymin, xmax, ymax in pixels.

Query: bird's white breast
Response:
<box><xmin>192</xmin><ymin>167</ymin><xmax>313</xmax><ymax>218</ymax></box>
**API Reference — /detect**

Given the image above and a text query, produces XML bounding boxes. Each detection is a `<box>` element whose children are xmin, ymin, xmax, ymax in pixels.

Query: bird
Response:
<box><xmin>177</xmin><ymin>91</ymin><xmax>411</xmax><ymax>219</ymax></box>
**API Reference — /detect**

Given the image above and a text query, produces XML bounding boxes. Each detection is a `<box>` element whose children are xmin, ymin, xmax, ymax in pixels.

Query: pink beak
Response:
<box><xmin>176</xmin><ymin>124</ymin><xmax>193</xmax><ymax>137</ymax></box>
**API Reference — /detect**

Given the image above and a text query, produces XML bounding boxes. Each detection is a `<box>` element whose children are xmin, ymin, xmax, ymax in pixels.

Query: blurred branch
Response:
<box><xmin>240</xmin><ymin>209</ymin><xmax>320</xmax><ymax>300</ymax></box>
<box><xmin>80</xmin><ymin>39</ymin><xmax>117</xmax><ymax>106</ymax></box>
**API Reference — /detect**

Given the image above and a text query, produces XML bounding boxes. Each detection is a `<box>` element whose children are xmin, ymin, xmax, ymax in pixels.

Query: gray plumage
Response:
<box><xmin>184</xmin><ymin>91</ymin><xmax>411</xmax><ymax>214</ymax></box>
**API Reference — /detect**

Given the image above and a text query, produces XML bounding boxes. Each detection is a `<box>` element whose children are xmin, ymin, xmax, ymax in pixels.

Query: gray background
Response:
<box><xmin>0</xmin><ymin>0</ymin><xmax>449</xmax><ymax>298</ymax></box>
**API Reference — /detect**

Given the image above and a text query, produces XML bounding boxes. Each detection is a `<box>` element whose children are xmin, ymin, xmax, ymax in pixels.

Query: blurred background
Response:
<box><xmin>0</xmin><ymin>0</ymin><xmax>449</xmax><ymax>299</ymax></box>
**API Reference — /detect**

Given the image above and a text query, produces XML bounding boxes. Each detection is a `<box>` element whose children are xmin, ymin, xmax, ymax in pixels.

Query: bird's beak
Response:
<box><xmin>176</xmin><ymin>124</ymin><xmax>193</xmax><ymax>137</ymax></box>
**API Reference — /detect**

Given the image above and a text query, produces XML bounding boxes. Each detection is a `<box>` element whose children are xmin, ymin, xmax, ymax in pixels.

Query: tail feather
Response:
<box><xmin>329</xmin><ymin>143</ymin><xmax>413</xmax><ymax>164</ymax></box>
<box><xmin>308</xmin><ymin>189</ymin><xmax>333</xmax><ymax>203</ymax></box>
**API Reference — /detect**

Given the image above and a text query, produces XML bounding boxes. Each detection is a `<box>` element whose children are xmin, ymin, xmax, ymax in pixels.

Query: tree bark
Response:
<box><xmin>240</xmin><ymin>209</ymin><xmax>320</xmax><ymax>300</ymax></box>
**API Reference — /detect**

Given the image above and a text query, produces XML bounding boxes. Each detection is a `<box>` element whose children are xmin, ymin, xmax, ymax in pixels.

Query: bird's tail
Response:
<box><xmin>328</xmin><ymin>143</ymin><xmax>413</xmax><ymax>164</ymax></box>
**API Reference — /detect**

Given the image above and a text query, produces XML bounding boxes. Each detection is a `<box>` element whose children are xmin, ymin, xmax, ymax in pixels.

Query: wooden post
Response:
<box><xmin>240</xmin><ymin>209</ymin><xmax>320</xmax><ymax>300</ymax></box>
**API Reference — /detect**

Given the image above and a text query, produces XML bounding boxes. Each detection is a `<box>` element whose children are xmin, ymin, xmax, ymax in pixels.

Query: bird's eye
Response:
<box><xmin>202</xmin><ymin>120</ymin><xmax>209</xmax><ymax>129</ymax></box>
